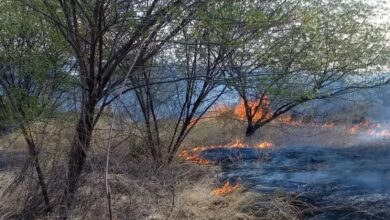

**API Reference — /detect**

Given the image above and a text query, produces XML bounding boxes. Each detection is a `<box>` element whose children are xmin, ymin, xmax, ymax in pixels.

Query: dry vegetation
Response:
<box><xmin>0</xmin><ymin>106</ymin><xmax>367</xmax><ymax>220</ymax></box>
<box><xmin>0</xmin><ymin>0</ymin><xmax>388</xmax><ymax>218</ymax></box>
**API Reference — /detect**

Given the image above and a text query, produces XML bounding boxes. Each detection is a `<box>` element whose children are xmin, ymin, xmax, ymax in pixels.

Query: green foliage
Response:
<box><xmin>221</xmin><ymin>0</ymin><xmax>389</xmax><ymax>131</ymax></box>
<box><xmin>0</xmin><ymin>0</ymin><xmax>70</xmax><ymax>128</ymax></box>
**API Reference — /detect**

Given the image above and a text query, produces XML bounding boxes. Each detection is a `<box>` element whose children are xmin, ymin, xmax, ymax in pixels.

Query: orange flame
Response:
<box><xmin>348</xmin><ymin>125</ymin><xmax>360</xmax><ymax>134</ymax></box>
<box><xmin>189</xmin><ymin>97</ymin><xmax>346</xmax><ymax>130</ymax></box>
<box><xmin>278</xmin><ymin>114</ymin><xmax>294</xmax><ymax>124</ymax></box>
<box><xmin>228</xmin><ymin>138</ymin><xmax>246</xmax><ymax>148</ymax></box>
<box><xmin>180</xmin><ymin>139</ymin><xmax>274</xmax><ymax>164</ymax></box>
<box><xmin>234</xmin><ymin>98</ymin><xmax>270</xmax><ymax>121</ymax></box>
<box><xmin>257</xmin><ymin>141</ymin><xmax>273</xmax><ymax>149</ymax></box>
<box><xmin>179</xmin><ymin>150</ymin><xmax>213</xmax><ymax>165</ymax></box>
<box><xmin>367</xmin><ymin>128</ymin><xmax>390</xmax><ymax>137</ymax></box>
<box><xmin>211</xmin><ymin>182</ymin><xmax>242</xmax><ymax>196</ymax></box>
<box><xmin>346</xmin><ymin>120</ymin><xmax>390</xmax><ymax>138</ymax></box>
<box><xmin>347</xmin><ymin>120</ymin><xmax>377</xmax><ymax>135</ymax></box>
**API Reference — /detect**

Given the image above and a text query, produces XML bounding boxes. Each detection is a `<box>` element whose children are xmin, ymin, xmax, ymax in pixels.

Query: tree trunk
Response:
<box><xmin>245</xmin><ymin>123</ymin><xmax>257</xmax><ymax>136</ymax></box>
<box><xmin>150</xmin><ymin>144</ymin><xmax>162</xmax><ymax>165</ymax></box>
<box><xmin>25</xmin><ymin>137</ymin><xmax>51</xmax><ymax>211</ymax></box>
<box><xmin>64</xmin><ymin>99</ymin><xmax>96</xmax><ymax>211</ymax></box>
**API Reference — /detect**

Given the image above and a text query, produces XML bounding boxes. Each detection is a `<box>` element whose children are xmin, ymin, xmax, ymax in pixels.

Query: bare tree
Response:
<box><xmin>123</xmin><ymin>42</ymin><xmax>230</xmax><ymax>164</ymax></box>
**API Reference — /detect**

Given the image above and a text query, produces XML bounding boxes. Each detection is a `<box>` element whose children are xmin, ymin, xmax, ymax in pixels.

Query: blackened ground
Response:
<box><xmin>201</xmin><ymin>145</ymin><xmax>390</xmax><ymax>219</ymax></box>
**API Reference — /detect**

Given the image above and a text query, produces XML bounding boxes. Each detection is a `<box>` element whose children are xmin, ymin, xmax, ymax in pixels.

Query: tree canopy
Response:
<box><xmin>0</xmin><ymin>0</ymin><xmax>388</xmax><ymax>218</ymax></box>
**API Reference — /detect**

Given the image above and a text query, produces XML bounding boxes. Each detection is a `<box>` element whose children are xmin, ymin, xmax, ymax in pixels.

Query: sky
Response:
<box><xmin>374</xmin><ymin>0</ymin><xmax>390</xmax><ymax>23</ymax></box>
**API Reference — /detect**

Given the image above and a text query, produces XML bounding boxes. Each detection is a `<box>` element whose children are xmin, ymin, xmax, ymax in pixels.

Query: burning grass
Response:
<box><xmin>211</xmin><ymin>182</ymin><xmax>242</xmax><ymax>196</ymax></box>
<box><xmin>188</xmin><ymin>97</ymin><xmax>390</xmax><ymax>148</ymax></box>
<box><xmin>179</xmin><ymin>139</ymin><xmax>273</xmax><ymax>165</ymax></box>
<box><xmin>179</xmin><ymin>150</ymin><xmax>213</xmax><ymax>165</ymax></box>
<box><xmin>347</xmin><ymin>120</ymin><xmax>390</xmax><ymax>138</ymax></box>
<box><xmin>189</xmin><ymin>97</ymin><xmax>371</xmax><ymax>133</ymax></box>
<box><xmin>1</xmin><ymin>97</ymin><xmax>389</xmax><ymax>219</ymax></box>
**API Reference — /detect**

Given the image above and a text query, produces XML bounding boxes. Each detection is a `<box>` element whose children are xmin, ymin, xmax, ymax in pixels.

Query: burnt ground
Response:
<box><xmin>201</xmin><ymin>145</ymin><xmax>390</xmax><ymax>220</ymax></box>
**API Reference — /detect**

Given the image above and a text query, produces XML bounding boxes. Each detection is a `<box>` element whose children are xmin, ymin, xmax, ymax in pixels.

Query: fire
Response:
<box><xmin>228</xmin><ymin>138</ymin><xmax>246</xmax><ymax>148</ymax></box>
<box><xmin>346</xmin><ymin>120</ymin><xmax>390</xmax><ymax>138</ymax></box>
<box><xmin>348</xmin><ymin>125</ymin><xmax>360</xmax><ymax>134</ymax></box>
<box><xmin>180</xmin><ymin>139</ymin><xmax>274</xmax><ymax>164</ymax></box>
<box><xmin>234</xmin><ymin>98</ymin><xmax>270</xmax><ymax>121</ymax></box>
<box><xmin>179</xmin><ymin>150</ymin><xmax>213</xmax><ymax>165</ymax></box>
<box><xmin>188</xmin><ymin>97</ymin><xmax>352</xmax><ymax>131</ymax></box>
<box><xmin>211</xmin><ymin>182</ymin><xmax>242</xmax><ymax>196</ymax></box>
<box><xmin>257</xmin><ymin>141</ymin><xmax>273</xmax><ymax>149</ymax></box>
<box><xmin>278</xmin><ymin>114</ymin><xmax>294</xmax><ymax>124</ymax></box>
<box><xmin>367</xmin><ymin>129</ymin><xmax>390</xmax><ymax>138</ymax></box>
<box><xmin>190</xmin><ymin>139</ymin><xmax>270</xmax><ymax>152</ymax></box>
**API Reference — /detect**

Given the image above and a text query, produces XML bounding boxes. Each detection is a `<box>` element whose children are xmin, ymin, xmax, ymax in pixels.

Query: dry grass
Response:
<box><xmin>184</xmin><ymin>115</ymin><xmax>355</xmax><ymax>150</ymax></box>
<box><xmin>0</xmin><ymin>110</ymin><xmax>368</xmax><ymax>219</ymax></box>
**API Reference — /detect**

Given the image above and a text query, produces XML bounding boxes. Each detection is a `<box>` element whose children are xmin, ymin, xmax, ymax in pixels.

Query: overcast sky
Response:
<box><xmin>374</xmin><ymin>0</ymin><xmax>390</xmax><ymax>23</ymax></box>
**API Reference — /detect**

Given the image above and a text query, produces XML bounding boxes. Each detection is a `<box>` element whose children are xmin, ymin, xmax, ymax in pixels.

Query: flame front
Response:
<box><xmin>180</xmin><ymin>139</ymin><xmax>274</xmax><ymax>164</ymax></box>
<box><xmin>257</xmin><ymin>141</ymin><xmax>273</xmax><ymax>149</ymax></box>
<box><xmin>347</xmin><ymin>120</ymin><xmax>390</xmax><ymax>138</ymax></box>
<box><xmin>179</xmin><ymin>150</ymin><xmax>213</xmax><ymax>165</ymax></box>
<box><xmin>189</xmin><ymin>98</ymin><xmax>272</xmax><ymax>127</ymax></box>
<box><xmin>189</xmin><ymin>97</ymin><xmax>359</xmax><ymax>130</ymax></box>
<box><xmin>348</xmin><ymin>125</ymin><xmax>360</xmax><ymax>134</ymax></box>
<box><xmin>234</xmin><ymin>98</ymin><xmax>270</xmax><ymax>121</ymax></box>
<box><xmin>211</xmin><ymin>182</ymin><xmax>242</xmax><ymax>196</ymax></box>
<box><xmin>367</xmin><ymin>128</ymin><xmax>390</xmax><ymax>138</ymax></box>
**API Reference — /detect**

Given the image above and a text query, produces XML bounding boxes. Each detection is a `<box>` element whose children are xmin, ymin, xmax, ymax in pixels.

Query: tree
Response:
<box><xmin>24</xmin><ymin>0</ymin><xmax>207</xmax><ymax>213</ymax></box>
<box><xmin>0</xmin><ymin>0</ymin><xmax>69</xmax><ymax>211</ymax></box>
<box><xmin>120</xmin><ymin>0</ymin><xmax>263</xmax><ymax>163</ymax></box>
<box><xmin>5</xmin><ymin>0</ymin><xmax>386</xmax><ymax>216</ymax></box>
<box><xmin>225</xmin><ymin>0</ymin><xmax>389</xmax><ymax>136</ymax></box>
